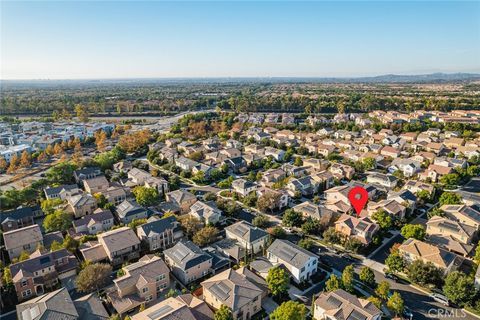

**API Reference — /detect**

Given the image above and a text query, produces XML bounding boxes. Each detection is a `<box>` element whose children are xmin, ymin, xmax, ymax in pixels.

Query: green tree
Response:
<box><xmin>301</xmin><ymin>217</ymin><xmax>321</xmax><ymax>235</ymax></box>
<box><xmin>266</xmin><ymin>266</ymin><xmax>289</xmax><ymax>297</ymax></box>
<box><xmin>375</xmin><ymin>281</ymin><xmax>390</xmax><ymax>300</ymax></box>
<box><xmin>41</xmin><ymin>198</ymin><xmax>64</xmax><ymax>215</ymax></box>
<box><xmin>214</xmin><ymin>305</ymin><xmax>233</xmax><ymax>320</ymax></box>
<box><xmin>372</xmin><ymin>209</ymin><xmax>393</xmax><ymax>230</ymax></box>
<box><xmin>400</xmin><ymin>224</ymin><xmax>426</xmax><ymax>240</ymax></box>
<box><xmin>359</xmin><ymin>266</ymin><xmax>376</xmax><ymax>288</ymax></box>
<box><xmin>367</xmin><ymin>296</ymin><xmax>382</xmax><ymax>309</ymax></box>
<box><xmin>50</xmin><ymin>240</ymin><xmax>63</xmax><ymax>251</ymax></box>
<box><xmin>293</xmin><ymin>157</ymin><xmax>303</xmax><ymax>166</ymax></box>
<box><xmin>270</xmin><ymin>301</ymin><xmax>305</xmax><ymax>320</ymax></box>
<box><xmin>252</xmin><ymin>214</ymin><xmax>268</xmax><ymax>228</ymax></box>
<box><xmin>43</xmin><ymin>210</ymin><xmax>72</xmax><ymax>232</ymax></box>
<box><xmin>3</xmin><ymin>267</ymin><xmax>13</xmax><ymax>287</ymax></box>
<box><xmin>427</xmin><ymin>208</ymin><xmax>445</xmax><ymax>219</ymax></box>
<box><xmin>474</xmin><ymin>244</ymin><xmax>480</xmax><ymax>264</ymax></box>
<box><xmin>439</xmin><ymin>192</ymin><xmax>462</xmax><ymax>206</ymax></box>
<box><xmin>387</xmin><ymin>292</ymin><xmax>405</xmax><ymax>316</ymax></box>
<box><xmin>128</xmin><ymin>218</ymin><xmax>147</xmax><ymax>229</ymax></box>
<box><xmin>268</xmin><ymin>226</ymin><xmax>286</xmax><ymax>238</ymax></box>
<box><xmin>282</xmin><ymin>209</ymin><xmax>303</xmax><ymax>227</ymax></box>
<box><xmin>342</xmin><ymin>265</ymin><xmax>355</xmax><ymax>293</ymax></box>
<box><xmin>363</xmin><ymin>157</ymin><xmax>376</xmax><ymax>170</ymax></box>
<box><xmin>76</xmin><ymin>263</ymin><xmax>112</xmax><ymax>293</ymax></box>
<box><xmin>132</xmin><ymin>186</ymin><xmax>159</xmax><ymax>206</ymax></box>
<box><xmin>323</xmin><ymin>227</ymin><xmax>342</xmax><ymax>244</ymax></box>
<box><xmin>407</xmin><ymin>260</ymin><xmax>443</xmax><ymax>287</ymax></box>
<box><xmin>443</xmin><ymin>271</ymin><xmax>476</xmax><ymax>307</ymax></box>
<box><xmin>385</xmin><ymin>252</ymin><xmax>405</xmax><ymax>273</ymax></box>
<box><xmin>416</xmin><ymin>190</ymin><xmax>431</xmax><ymax>204</ymax></box>
<box><xmin>325</xmin><ymin>274</ymin><xmax>341</xmax><ymax>292</ymax></box>
<box><xmin>192</xmin><ymin>226</ymin><xmax>218</xmax><ymax>246</ymax></box>
<box><xmin>298</xmin><ymin>238</ymin><xmax>314</xmax><ymax>251</ymax></box>
<box><xmin>63</xmin><ymin>235</ymin><xmax>79</xmax><ymax>253</ymax></box>
<box><xmin>440</xmin><ymin>173</ymin><xmax>461</xmax><ymax>186</ymax></box>
<box><xmin>46</xmin><ymin>162</ymin><xmax>77</xmax><ymax>184</ymax></box>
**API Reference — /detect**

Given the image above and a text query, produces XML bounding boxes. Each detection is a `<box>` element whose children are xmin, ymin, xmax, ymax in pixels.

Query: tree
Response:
<box><xmin>363</xmin><ymin>157</ymin><xmax>376</xmax><ymax>170</ymax></box>
<box><xmin>298</xmin><ymin>238</ymin><xmax>314</xmax><ymax>251</ymax></box>
<box><xmin>252</xmin><ymin>214</ymin><xmax>268</xmax><ymax>228</ymax></box>
<box><xmin>387</xmin><ymin>292</ymin><xmax>405</xmax><ymax>316</ymax></box>
<box><xmin>242</xmin><ymin>192</ymin><xmax>257</xmax><ymax>207</ymax></box>
<box><xmin>344</xmin><ymin>238</ymin><xmax>363</xmax><ymax>253</ymax></box>
<box><xmin>443</xmin><ymin>271</ymin><xmax>475</xmax><ymax>307</ymax></box>
<box><xmin>127</xmin><ymin>218</ymin><xmax>147</xmax><ymax>230</ymax></box>
<box><xmin>53</xmin><ymin>143</ymin><xmax>63</xmax><ymax>155</ymax></box>
<box><xmin>43</xmin><ymin>210</ymin><xmax>72</xmax><ymax>232</ymax></box>
<box><xmin>385</xmin><ymin>252</ymin><xmax>405</xmax><ymax>273</ymax></box>
<box><xmin>375</xmin><ymin>281</ymin><xmax>390</xmax><ymax>300</ymax></box>
<box><xmin>367</xmin><ymin>296</ymin><xmax>382</xmax><ymax>309</ymax></box>
<box><xmin>76</xmin><ymin>263</ymin><xmax>112</xmax><ymax>293</ymax></box>
<box><xmin>95</xmin><ymin>130</ymin><xmax>108</xmax><ymax>152</ymax></box>
<box><xmin>46</xmin><ymin>162</ymin><xmax>77</xmax><ymax>184</ymax></box>
<box><xmin>400</xmin><ymin>224</ymin><xmax>426</xmax><ymax>240</ymax></box>
<box><xmin>214</xmin><ymin>305</ymin><xmax>233</xmax><ymax>320</ymax></box>
<box><xmin>256</xmin><ymin>191</ymin><xmax>281</xmax><ymax>213</ymax></box>
<box><xmin>192</xmin><ymin>226</ymin><xmax>218</xmax><ymax>246</ymax></box>
<box><xmin>407</xmin><ymin>260</ymin><xmax>443</xmax><ymax>287</ymax></box>
<box><xmin>474</xmin><ymin>244</ymin><xmax>480</xmax><ymax>264</ymax></box>
<box><xmin>7</xmin><ymin>154</ymin><xmax>18</xmax><ymax>174</ymax></box>
<box><xmin>19</xmin><ymin>150</ymin><xmax>32</xmax><ymax>168</ymax></box>
<box><xmin>439</xmin><ymin>192</ymin><xmax>462</xmax><ymax>206</ymax></box>
<box><xmin>0</xmin><ymin>156</ymin><xmax>7</xmax><ymax>171</ymax></box>
<box><xmin>427</xmin><ymin>208</ymin><xmax>444</xmax><ymax>219</ymax></box>
<box><xmin>416</xmin><ymin>190</ymin><xmax>431</xmax><ymax>204</ymax></box>
<box><xmin>323</xmin><ymin>227</ymin><xmax>341</xmax><ymax>244</ymax></box>
<box><xmin>132</xmin><ymin>186</ymin><xmax>159</xmax><ymax>207</ymax></box>
<box><xmin>3</xmin><ymin>268</ymin><xmax>13</xmax><ymax>287</ymax></box>
<box><xmin>75</xmin><ymin>104</ymin><xmax>89</xmax><ymax>122</ymax></box>
<box><xmin>266</xmin><ymin>266</ymin><xmax>289</xmax><ymax>297</ymax></box>
<box><xmin>37</xmin><ymin>152</ymin><xmax>48</xmax><ymax>163</ymax></box>
<box><xmin>41</xmin><ymin>198</ymin><xmax>64</xmax><ymax>215</ymax></box>
<box><xmin>18</xmin><ymin>250</ymin><xmax>30</xmax><ymax>261</ymax></box>
<box><xmin>325</xmin><ymin>274</ymin><xmax>341</xmax><ymax>292</ymax></box>
<box><xmin>179</xmin><ymin>216</ymin><xmax>202</xmax><ymax>238</ymax></box>
<box><xmin>293</xmin><ymin>157</ymin><xmax>303</xmax><ymax>166</ymax></box>
<box><xmin>282</xmin><ymin>209</ymin><xmax>303</xmax><ymax>227</ymax></box>
<box><xmin>372</xmin><ymin>209</ymin><xmax>393</xmax><ymax>230</ymax></box>
<box><xmin>301</xmin><ymin>217</ymin><xmax>321</xmax><ymax>235</ymax></box>
<box><xmin>50</xmin><ymin>240</ymin><xmax>63</xmax><ymax>251</ymax></box>
<box><xmin>359</xmin><ymin>266</ymin><xmax>376</xmax><ymax>288</ymax></box>
<box><xmin>342</xmin><ymin>265</ymin><xmax>355</xmax><ymax>293</ymax></box>
<box><xmin>63</xmin><ymin>235</ymin><xmax>79</xmax><ymax>253</ymax></box>
<box><xmin>268</xmin><ymin>226</ymin><xmax>286</xmax><ymax>238</ymax></box>
<box><xmin>440</xmin><ymin>173</ymin><xmax>461</xmax><ymax>186</ymax></box>
<box><xmin>270</xmin><ymin>301</ymin><xmax>305</xmax><ymax>320</ymax></box>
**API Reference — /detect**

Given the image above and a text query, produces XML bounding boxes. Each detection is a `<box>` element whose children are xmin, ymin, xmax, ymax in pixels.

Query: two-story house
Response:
<box><xmin>67</xmin><ymin>193</ymin><xmax>98</xmax><ymax>218</ymax></box>
<box><xmin>108</xmin><ymin>255</ymin><xmax>170</xmax><ymax>315</ymax></box>
<box><xmin>1</xmin><ymin>205</ymin><xmax>43</xmax><ymax>232</ymax></box>
<box><xmin>97</xmin><ymin>227</ymin><xmax>141</xmax><ymax>266</ymax></box>
<box><xmin>164</xmin><ymin>240</ymin><xmax>212</xmax><ymax>285</ymax></box>
<box><xmin>334</xmin><ymin>214</ymin><xmax>379</xmax><ymax>245</ymax></box>
<box><xmin>116</xmin><ymin>199</ymin><xmax>149</xmax><ymax>224</ymax></box>
<box><xmin>136</xmin><ymin>216</ymin><xmax>183</xmax><ymax>251</ymax></box>
<box><xmin>189</xmin><ymin>201</ymin><xmax>222</xmax><ymax>225</ymax></box>
<box><xmin>225</xmin><ymin>221</ymin><xmax>269</xmax><ymax>254</ymax></box>
<box><xmin>266</xmin><ymin>239</ymin><xmax>318</xmax><ymax>283</ymax></box>
<box><xmin>166</xmin><ymin>189</ymin><xmax>198</xmax><ymax>214</ymax></box>
<box><xmin>231</xmin><ymin>179</ymin><xmax>257</xmax><ymax>197</ymax></box>
<box><xmin>72</xmin><ymin>208</ymin><xmax>114</xmax><ymax>235</ymax></box>
<box><xmin>4</xmin><ymin>224</ymin><xmax>43</xmax><ymax>260</ymax></box>
<box><xmin>314</xmin><ymin>289</ymin><xmax>382</xmax><ymax>320</ymax></box>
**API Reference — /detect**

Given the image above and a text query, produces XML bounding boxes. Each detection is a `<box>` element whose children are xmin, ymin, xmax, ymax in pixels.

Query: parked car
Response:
<box><xmin>385</xmin><ymin>272</ymin><xmax>400</xmax><ymax>282</ymax></box>
<box><xmin>430</xmin><ymin>293</ymin><xmax>450</xmax><ymax>306</ymax></box>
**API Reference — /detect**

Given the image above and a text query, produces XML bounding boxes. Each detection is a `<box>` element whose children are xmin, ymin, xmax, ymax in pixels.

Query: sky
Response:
<box><xmin>1</xmin><ymin>1</ymin><xmax>480</xmax><ymax>79</ymax></box>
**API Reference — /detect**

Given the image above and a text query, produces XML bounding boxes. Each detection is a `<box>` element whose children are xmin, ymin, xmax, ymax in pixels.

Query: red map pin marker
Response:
<box><xmin>348</xmin><ymin>186</ymin><xmax>368</xmax><ymax>217</ymax></box>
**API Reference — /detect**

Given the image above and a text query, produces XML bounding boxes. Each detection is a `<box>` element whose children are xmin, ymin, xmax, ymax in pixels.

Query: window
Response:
<box><xmin>22</xmin><ymin>289</ymin><xmax>32</xmax><ymax>297</ymax></box>
<box><xmin>21</xmin><ymin>280</ymin><xmax>28</xmax><ymax>287</ymax></box>
<box><xmin>23</xmin><ymin>244</ymin><xmax>31</xmax><ymax>250</ymax></box>
<box><xmin>156</xmin><ymin>274</ymin><xmax>165</xmax><ymax>282</ymax></box>
<box><xmin>142</xmin><ymin>287</ymin><xmax>149</xmax><ymax>293</ymax></box>
<box><xmin>145</xmin><ymin>295</ymin><xmax>153</xmax><ymax>302</ymax></box>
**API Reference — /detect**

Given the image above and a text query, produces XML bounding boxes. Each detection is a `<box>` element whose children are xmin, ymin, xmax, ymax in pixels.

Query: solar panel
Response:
<box><xmin>210</xmin><ymin>282</ymin><xmax>231</xmax><ymax>301</ymax></box>
<box><xmin>39</xmin><ymin>257</ymin><xmax>51</xmax><ymax>265</ymax></box>
<box><xmin>148</xmin><ymin>305</ymin><xmax>173</xmax><ymax>319</ymax></box>
<box><xmin>326</xmin><ymin>296</ymin><xmax>342</xmax><ymax>308</ymax></box>
<box><xmin>347</xmin><ymin>310</ymin><xmax>367</xmax><ymax>320</ymax></box>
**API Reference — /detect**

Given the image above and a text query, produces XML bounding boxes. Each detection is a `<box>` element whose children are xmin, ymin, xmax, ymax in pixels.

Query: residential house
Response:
<box><xmin>10</xmin><ymin>249</ymin><xmax>78</xmax><ymax>301</ymax></box>
<box><xmin>403</xmin><ymin>180</ymin><xmax>435</xmax><ymax>197</ymax></box>
<box><xmin>313</xmin><ymin>289</ymin><xmax>382</xmax><ymax>320</ymax></box>
<box><xmin>1</xmin><ymin>205</ymin><xmax>42</xmax><ymax>232</ymax></box>
<box><xmin>255</xmin><ymin>187</ymin><xmax>289</xmax><ymax>210</ymax></box>
<box><xmin>426</xmin><ymin>216</ymin><xmax>476</xmax><ymax>245</ymax></box>
<box><xmin>83</xmin><ymin>176</ymin><xmax>110</xmax><ymax>195</ymax></box>
<box><xmin>329</xmin><ymin>163</ymin><xmax>355</xmax><ymax>180</ymax></box>
<box><xmin>380</xmin><ymin>146</ymin><xmax>400</xmax><ymax>158</ymax></box>
<box><xmin>223</xmin><ymin>156</ymin><xmax>247</xmax><ymax>173</ymax></box>
<box><xmin>164</xmin><ymin>240</ymin><xmax>212</xmax><ymax>285</ymax></box>
<box><xmin>44</xmin><ymin>184</ymin><xmax>80</xmax><ymax>200</ymax></box>
<box><xmin>116</xmin><ymin>199</ymin><xmax>149</xmax><ymax>224</ymax></box>
<box><xmin>324</xmin><ymin>185</ymin><xmax>351</xmax><ymax>214</ymax></box>
<box><xmin>368</xmin><ymin>199</ymin><xmax>407</xmax><ymax>219</ymax></box>
<box><xmin>72</xmin><ymin>209</ymin><xmax>114</xmax><ymax>235</ymax></box>
<box><xmin>16</xmin><ymin>288</ymin><xmax>79</xmax><ymax>320</ymax></box>
<box><xmin>137</xmin><ymin>216</ymin><xmax>183</xmax><ymax>251</ymax></box>
<box><xmin>175</xmin><ymin>157</ymin><xmax>199</xmax><ymax>171</ymax></box>
<box><xmin>201</xmin><ymin>268</ymin><xmax>263</xmax><ymax>320</ymax></box>
<box><xmin>108</xmin><ymin>255</ymin><xmax>171</xmax><ymax>315</ymax></box>
<box><xmin>189</xmin><ymin>201</ymin><xmax>222</xmax><ymax>225</ymax></box>
<box><xmin>267</xmin><ymin>239</ymin><xmax>318</xmax><ymax>283</ymax></box>
<box><xmin>97</xmin><ymin>227</ymin><xmax>141</xmax><ymax>266</ymax></box>
<box><xmin>398</xmin><ymin>238</ymin><xmax>463</xmax><ymax>273</ymax></box>
<box><xmin>131</xmin><ymin>294</ymin><xmax>213</xmax><ymax>320</ymax></box>
<box><xmin>225</xmin><ymin>221</ymin><xmax>269</xmax><ymax>254</ymax></box>
<box><xmin>260</xmin><ymin>169</ymin><xmax>286</xmax><ymax>187</ymax></box>
<box><xmin>389</xmin><ymin>158</ymin><xmax>421</xmax><ymax>177</ymax></box>
<box><xmin>74</xmin><ymin>167</ymin><xmax>103</xmax><ymax>184</ymax></box>
<box><xmin>293</xmin><ymin>201</ymin><xmax>333</xmax><ymax>224</ymax></box>
<box><xmin>166</xmin><ymin>189</ymin><xmax>197</xmax><ymax>214</ymax></box>
<box><xmin>303</xmin><ymin>158</ymin><xmax>329</xmax><ymax>171</ymax></box>
<box><xmin>4</xmin><ymin>225</ymin><xmax>43</xmax><ymax>260</ymax></box>
<box><xmin>113</xmin><ymin>161</ymin><xmax>133</xmax><ymax>173</ymax></box>
<box><xmin>67</xmin><ymin>193</ymin><xmax>98</xmax><ymax>218</ymax></box>
<box><xmin>286</xmin><ymin>176</ymin><xmax>314</xmax><ymax>197</ymax></box>
<box><xmin>334</xmin><ymin>214</ymin><xmax>379</xmax><ymax>245</ymax></box>
<box><xmin>103</xmin><ymin>186</ymin><xmax>128</xmax><ymax>205</ymax></box>
<box><xmin>231</xmin><ymin>179</ymin><xmax>257</xmax><ymax>197</ymax></box>
<box><xmin>366</xmin><ymin>172</ymin><xmax>398</xmax><ymax>189</ymax></box>
<box><xmin>441</xmin><ymin>204</ymin><xmax>480</xmax><ymax>228</ymax></box>
<box><xmin>264</xmin><ymin>147</ymin><xmax>285</xmax><ymax>162</ymax></box>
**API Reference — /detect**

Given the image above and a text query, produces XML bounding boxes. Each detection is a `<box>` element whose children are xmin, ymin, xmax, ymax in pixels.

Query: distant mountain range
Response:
<box><xmin>2</xmin><ymin>73</ymin><xmax>480</xmax><ymax>87</ymax></box>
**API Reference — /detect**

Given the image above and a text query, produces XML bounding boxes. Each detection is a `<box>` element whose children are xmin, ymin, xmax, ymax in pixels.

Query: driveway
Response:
<box><xmin>261</xmin><ymin>296</ymin><xmax>279</xmax><ymax>314</ymax></box>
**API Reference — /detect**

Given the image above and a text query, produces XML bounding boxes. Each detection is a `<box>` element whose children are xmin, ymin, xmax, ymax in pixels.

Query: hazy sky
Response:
<box><xmin>1</xmin><ymin>1</ymin><xmax>479</xmax><ymax>79</ymax></box>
